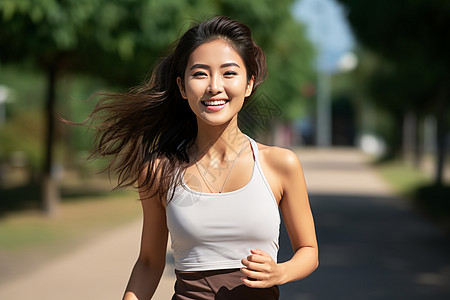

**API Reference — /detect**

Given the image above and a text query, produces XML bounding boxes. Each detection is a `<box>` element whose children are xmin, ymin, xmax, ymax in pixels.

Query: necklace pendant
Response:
<box><xmin>195</xmin><ymin>140</ymin><xmax>247</xmax><ymax>194</ymax></box>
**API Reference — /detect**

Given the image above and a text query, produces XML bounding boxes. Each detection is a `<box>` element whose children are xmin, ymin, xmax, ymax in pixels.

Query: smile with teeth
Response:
<box><xmin>202</xmin><ymin>100</ymin><xmax>229</xmax><ymax>106</ymax></box>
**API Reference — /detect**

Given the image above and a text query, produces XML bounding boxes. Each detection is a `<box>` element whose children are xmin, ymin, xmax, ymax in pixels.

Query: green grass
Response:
<box><xmin>374</xmin><ymin>160</ymin><xmax>432</xmax><ymax>196</ymax></box>
<box><xmin>0</xmin><ymin>176</ymin><xmax>143</xmax><ymax>282</ymax></box>
<box><xmin>374</xmin><ymin>159</ymin><xmax>450</xmax><ymax>234</ymax></box>
<box><xmin>0</xmin><ymin>188</ymin><xmax>141</xmax><ymax>252</ymax></box>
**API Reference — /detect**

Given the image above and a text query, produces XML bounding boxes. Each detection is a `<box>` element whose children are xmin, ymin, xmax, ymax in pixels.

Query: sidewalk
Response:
<box><xmin>1</xmin><ymin>148</ymin><xmax>449</xmax><ymax>299</ymax></box>
<box><xmin>282</xmin><ymin>148</ymin><xmax>450</xmax><ymax>299</ymax></box>
<box><xmin>0</xmin><ymin>218</ymin><xmax>176</xmax><ymax>299</ymax></box>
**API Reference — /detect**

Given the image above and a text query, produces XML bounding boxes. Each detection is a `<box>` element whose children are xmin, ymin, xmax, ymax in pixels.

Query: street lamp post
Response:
<box><xmin>316</xmin><ymin>70</ymin><xmax>331</xmax><ymax>146</ymax></box>
<box><xmin>294</xmin><ymin>0</ymin><xmax>355</xmax><ymax>147</ymax></box>
<box><xmin>0</xmin><ymin>85</ymin><xmax>10</xmax><ymax>126</ymax></box>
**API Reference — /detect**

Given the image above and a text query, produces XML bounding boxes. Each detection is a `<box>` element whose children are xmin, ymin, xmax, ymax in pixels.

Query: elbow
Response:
<box><xmin>313</xmin><ymin>247</ymin><xmax>319</xmax><ymax>271</ymax></box>
<box><xmin>308</xmin><ymin>248</ymin><xmax>319</xmax><ymax>273</ymax></box>
<box><xmin>312</xmin><ymin>249</ymin><xmax>319</xmax><ymax>272</ymax></box>
<box><xmin>136</xmin><ymin>256</ymin><xmax>166</xmax><ymax>273</ymax></box>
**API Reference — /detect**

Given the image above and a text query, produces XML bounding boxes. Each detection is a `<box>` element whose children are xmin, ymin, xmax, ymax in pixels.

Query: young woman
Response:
<box><xmin>88</xmin><ymin>16</ymin><xmax>318</xmax><ymax>300</ymax></box>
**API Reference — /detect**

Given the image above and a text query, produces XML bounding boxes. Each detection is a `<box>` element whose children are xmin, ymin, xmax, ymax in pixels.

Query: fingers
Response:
<box><xmin>241</xmin><ymin>257</ymin><xmax>271</xmax><ymax>272</ymax></box>
<box><xmin>243</xmin><ymin>249</ymin><xmax>270</xmax><ymax>264</ymax></box>
<box><xmin>250</xmin><ymin>248</ymin><xmax>266</xmax><ymax>255</ymax></box>
<box><xmin>240</xmin><ymin>265</ymin><xmax>270</xmax><ymax>279</ymax></box>
<box><xmin>241</xmin><ymin>249</ymin><xmax>272</xmax><ymax>269</ymax></box>
<box><xmin>240</xmin><ymin>267</ymin><xmax>271</xmax><ymax>289</ymax></box>
<box><xmin>240</xmin><ymin>249</ymin><xmax>279</xmax><ymax>288</ymax></box>
<box><xmin>240</xmin><ymin>276</ymin><xmax>268</xmax><ymax>288</ymax></box>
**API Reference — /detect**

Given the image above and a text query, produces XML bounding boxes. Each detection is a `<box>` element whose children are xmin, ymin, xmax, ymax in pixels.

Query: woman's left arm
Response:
<box><xmin>241</xmin><ymin>148</ymin><xmax>318</xmax><ymax>288</ymax></box>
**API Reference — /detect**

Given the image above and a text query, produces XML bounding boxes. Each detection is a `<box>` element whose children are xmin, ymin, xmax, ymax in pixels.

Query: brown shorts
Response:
<box><xmin>172</xmin><ymin>268</ymin><xmax>280</xmax><ymax>300</ymax></box>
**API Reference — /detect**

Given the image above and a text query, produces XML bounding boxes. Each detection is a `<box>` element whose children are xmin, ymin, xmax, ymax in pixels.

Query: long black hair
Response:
<box><xmin>88</xmin><ymin>16</ymin><xmax>267</xmax><ymax>203</ymax></box>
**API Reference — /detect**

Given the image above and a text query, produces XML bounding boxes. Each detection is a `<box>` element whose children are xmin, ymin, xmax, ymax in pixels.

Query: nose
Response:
<box><xmin>207</xmin><ymin>74</ymin><xmax>223</xmax><ymax>94</ymax></box>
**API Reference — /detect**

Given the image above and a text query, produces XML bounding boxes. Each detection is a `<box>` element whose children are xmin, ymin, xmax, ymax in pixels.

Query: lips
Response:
<box><xmin>201</xmin><ymin>99</ymin><xmax>229</xmax><ymax>106</ymax></box>
<box><xmin>201</xmin><ymin>99</ymin><xmax>229</xmax><ymax>112</ymax></box>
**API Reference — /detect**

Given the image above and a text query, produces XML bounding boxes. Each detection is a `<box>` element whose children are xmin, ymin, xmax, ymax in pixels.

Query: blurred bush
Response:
<box><xmin>414</xmin><ymin>184</ymin><xmax>450</xmax><ymax>234</ymax></box>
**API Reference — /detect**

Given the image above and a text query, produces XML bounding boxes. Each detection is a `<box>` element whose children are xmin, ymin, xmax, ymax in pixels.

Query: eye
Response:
<box><xmin>192</xmin><ymin>71</ymin><xmax>207</xmax><ymax>77</ymax></box>
<box><xmin>224</xmin><ymin>71</ymin><xmax>238</xmax><ymax>77</ymax></box>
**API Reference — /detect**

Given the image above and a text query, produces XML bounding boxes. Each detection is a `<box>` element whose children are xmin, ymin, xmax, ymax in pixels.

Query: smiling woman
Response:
<box><xmin>82</xmin><ymin>16</ymin><xmax>318</xmax><ymax>300</ymax></box>
<box><xmin>177</xmin><ymin>39</ymin><xmax>253</xmax><ymax>126</ymax></box>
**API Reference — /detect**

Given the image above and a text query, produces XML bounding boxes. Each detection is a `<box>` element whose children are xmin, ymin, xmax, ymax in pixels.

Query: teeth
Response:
<box><xmin>203</xmin><ymin>100</ymin><xmax>227</xmax><ymax>106</ymax></box>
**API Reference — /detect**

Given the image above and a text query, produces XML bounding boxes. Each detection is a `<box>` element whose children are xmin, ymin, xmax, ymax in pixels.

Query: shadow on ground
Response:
<box><xmin>278</xmin><ymin>192</ymin><xmax>450</xmax><ymax>300</ymax></box>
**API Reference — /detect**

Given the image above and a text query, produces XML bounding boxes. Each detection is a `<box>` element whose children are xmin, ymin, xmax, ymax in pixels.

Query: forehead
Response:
<box><xmin>187</xmin><ymin>39</ymin><xmax>245</xmax><ymax>67</ymax></box>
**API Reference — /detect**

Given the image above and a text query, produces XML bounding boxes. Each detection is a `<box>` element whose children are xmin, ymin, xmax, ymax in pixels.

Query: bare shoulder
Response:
<box><xmin>138</xmin><ymin>158</ymin><xmax>165</xmax><ymax>205</ymax></box>
<box><xmin>138</xmin><ymin>157</ymin><xmax>163</xmax><ymax>180</ymax></box>
<box><xmin>256</xmin><ymin>143</ymin><xmax>302</xmax><ymax>177</ymax></box>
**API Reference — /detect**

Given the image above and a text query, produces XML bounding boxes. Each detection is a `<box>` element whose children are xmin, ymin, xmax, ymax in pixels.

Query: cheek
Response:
<box><xmin>185</xmin><ymin>80</ymin><xmax>205</xmax><ymax>97</ymax></box>
<box><xmin>227</xmin><ymin>80</ymin><xmax>249</xmax><ymax>96</ymax></box>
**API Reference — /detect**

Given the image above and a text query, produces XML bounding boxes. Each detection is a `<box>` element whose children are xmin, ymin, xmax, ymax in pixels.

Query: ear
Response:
<box><xmin>245</xmin><ymin>76</ymin><xmax>255</xmax><ymax>97</ymax></box>
<box><xmin>177</xmin><ymin>77</ymin><xmax>187</xmax><ymax>99</ymax></box>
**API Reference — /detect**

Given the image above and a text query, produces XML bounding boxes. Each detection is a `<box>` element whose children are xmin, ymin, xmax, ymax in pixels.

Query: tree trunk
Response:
<box><xmin>413</xmin><ymin>113</ymin><xmax>423</xmax><ymax>169</ymax></box>
<box><xmin>391</xmin><ymin>110</ymin><xmax>404</xmax><ymax>159</ymax></box>
<box><xmin>403</xmin><ymin>110</ymin><xmax>416</xmax><ymax>162</ymax></box>
<box><xmin>435</xmin><ymin>87</ymin><xmax>448</xmax><ymax>186</ymax></box>
<box><xmin>42</xmin><ymin>65</ymin><xmax>60</xmax><ymax>215</ymax></box>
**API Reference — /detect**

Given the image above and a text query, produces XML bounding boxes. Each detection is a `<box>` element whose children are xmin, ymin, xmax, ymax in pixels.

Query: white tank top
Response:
<box><xmin>166</xmin><ymin>136</ymin><xmax>280</xmax><ymax>271</ymax></box>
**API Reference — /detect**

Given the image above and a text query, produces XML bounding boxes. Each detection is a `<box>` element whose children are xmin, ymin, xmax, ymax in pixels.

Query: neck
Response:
<box><xmin>193</xmin><ymin>116</ymin><xmax>247</xmax><ymax>162</ymax></box>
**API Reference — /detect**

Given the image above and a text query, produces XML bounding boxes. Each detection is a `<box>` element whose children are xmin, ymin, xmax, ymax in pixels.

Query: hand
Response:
<box><xmin>240</xmin><ymin>249</ymin><xmax>284</xmax><ymax>288</ymax></box>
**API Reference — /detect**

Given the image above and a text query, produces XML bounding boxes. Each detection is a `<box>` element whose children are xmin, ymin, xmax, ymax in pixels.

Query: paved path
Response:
<box><xmin>281</xmin><ymin>148</ymin><xmax>450</xmax><ymax>299</ymax></box>
<box><xmin>0</xmin><ymin>219</ymin><xmax>176</xmax><ymax>299</ymax></box>
<box><xmin>1</xmin><ymin>148</ymin><xmax>449</xmax><ymax>299</ymax></box>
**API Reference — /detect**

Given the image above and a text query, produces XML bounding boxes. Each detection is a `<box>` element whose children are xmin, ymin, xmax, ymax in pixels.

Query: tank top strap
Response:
<box><xmin>245</xmin><ymin>135</ymin><xmax>259</xmax><ymax>161</ymax></box>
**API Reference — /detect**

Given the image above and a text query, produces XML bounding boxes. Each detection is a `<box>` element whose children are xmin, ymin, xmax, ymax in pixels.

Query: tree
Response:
<box><xmin>338</xmin><ymin>0</ymin><xmax>450</xmax><ymax>185</ymax></box>
<box><xmin>0</xmin><ymin>0</ymin><xmax>314</xmax><ymax>214</ymax></box>
<box><xmin>219</xmin><ymin>0</ymin><xmax>315</xmax><ymax>119</ymax></box>
<box><xmin>0</xmin><ymin>0</ymin><xmax>199</xmax><ymax>214</ymax></box>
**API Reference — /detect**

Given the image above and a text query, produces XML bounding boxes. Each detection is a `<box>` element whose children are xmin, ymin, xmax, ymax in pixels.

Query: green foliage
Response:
<box><xmin>0</xmin><ymin>0</ymin><xmax>315</xmax><ymax>179</ymax></box>
<box><xmin>57</xmin><ymin>74</ymin><xmax>107</xmax><ymax>151</ymax></box>
<box><xmin>0</xmin><ymin>65</ymin><xmax>45</xmax><ymax>115</ymax></box>
<box><xmin>0</xmin><ymin>110</ymin><xmax>44</xmax><ymax>168</ymax></box>
<box><xmin>220</xmin><ymin>0</ymin><xmax>315</xmax><ymax>120</ymax></box>
<box><xmin>0</xmin><ymin>0</ymin><xmax>314</xmax><ymax>114</ymax></box>
<box><xmin>338</xmin><ymin>0</ymin><xmax>450</xmax><ymax>113</ymax></box>
<box><xmin>0</xmin><ymin>66</ymin><xmax>45</xmax><ymax>168</ymax></box>
<box><xmin>338</xmin><ymin>0</ymin><xmax>450</xmax><ymax>168</ymax></box>
<box><xmin>0</xmin><ymin>67</ymin><xmax>104</xmax><ymax>164</ymax></box>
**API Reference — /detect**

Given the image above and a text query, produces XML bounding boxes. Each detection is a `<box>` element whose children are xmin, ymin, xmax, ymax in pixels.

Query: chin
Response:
<box><xmin>197</xmin><ymin>113</ymin><xmax>236</xmax><ymax>127</ymax></box>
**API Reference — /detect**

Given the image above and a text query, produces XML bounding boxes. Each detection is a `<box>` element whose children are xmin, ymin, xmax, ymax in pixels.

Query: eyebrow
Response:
<box><xmin>189</xmin><ymin>62</ymin><xmax>241</xmax><ymax>71</ymax></box>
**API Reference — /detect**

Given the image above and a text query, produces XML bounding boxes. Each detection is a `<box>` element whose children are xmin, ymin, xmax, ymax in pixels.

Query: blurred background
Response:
<box><xmin>0</xmin><ymin>0</ymin><xmax>449</xmax><ymax>299</ymax></box>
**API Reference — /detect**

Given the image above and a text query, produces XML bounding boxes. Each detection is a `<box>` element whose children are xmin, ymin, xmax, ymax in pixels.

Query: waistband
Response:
<box><xmin>173</xmin><ymin>268</ymin><xmax>279</xmax><ymax>300</ymax></box>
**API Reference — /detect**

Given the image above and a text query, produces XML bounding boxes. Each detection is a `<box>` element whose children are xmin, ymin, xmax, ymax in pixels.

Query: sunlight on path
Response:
<box><xmin>2</xmin><ymin>148</ymin><xmax>448</xmax><ymax>299</ymax></box>
<box><xmin>0</xmin><ymin>219</ymin><xmax>175</xmax><ymax>299</ymax></box>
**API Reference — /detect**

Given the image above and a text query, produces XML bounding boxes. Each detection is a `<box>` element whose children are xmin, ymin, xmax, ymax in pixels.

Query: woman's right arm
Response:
<box><xmin>123</xmin><ymin>169</ymin><xmax>169</xmax><ymax>300</ymax></box>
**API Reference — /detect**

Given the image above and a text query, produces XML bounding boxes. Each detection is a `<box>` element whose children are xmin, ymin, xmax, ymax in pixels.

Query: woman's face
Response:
<box><xmin>177</xmin><ymin>39</ymin><xmax>254</xmax><ymax>127</ymax></box>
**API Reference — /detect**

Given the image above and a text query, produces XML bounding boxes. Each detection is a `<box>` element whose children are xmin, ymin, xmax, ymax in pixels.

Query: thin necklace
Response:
<box><xmin>195</xmin><ymin>141</ymin><xmax>247</xmax><ymax>193</ymax></box>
